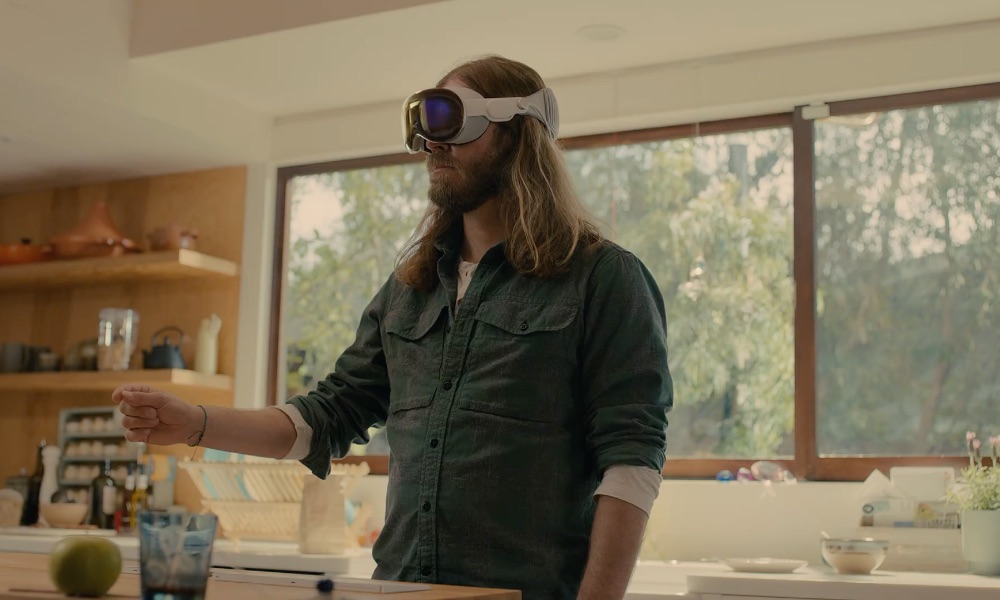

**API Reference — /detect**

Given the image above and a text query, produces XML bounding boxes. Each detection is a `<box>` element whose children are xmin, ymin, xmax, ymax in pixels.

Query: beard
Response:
<box><xmin>426</xmin><ymin>144</ymin><xmax>510</xmax><ymax>213</ymax></box>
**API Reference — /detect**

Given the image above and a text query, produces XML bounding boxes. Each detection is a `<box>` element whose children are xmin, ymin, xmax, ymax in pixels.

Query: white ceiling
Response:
<box><xmin>135</xmin><ymin>0</ymin><xmax>1000</xmax><ymax>115</ymax></box>
<box><xmin>3</xmin><ymin>0</ymin><xmax>1000</xmax><ymax>192</ymax></box>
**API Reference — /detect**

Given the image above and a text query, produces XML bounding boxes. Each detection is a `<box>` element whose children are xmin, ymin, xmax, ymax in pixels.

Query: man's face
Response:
<box><xmin>425</xmin><ymin>80</ymin><xmax>510</xmax><ymax>213</ymax></box>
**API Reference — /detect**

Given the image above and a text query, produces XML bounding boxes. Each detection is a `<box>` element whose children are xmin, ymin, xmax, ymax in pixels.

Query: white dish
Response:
<box><xmin>723</xmin><ymin>557</ymin><xmax>807</xmax><ymax>573</ymax></box>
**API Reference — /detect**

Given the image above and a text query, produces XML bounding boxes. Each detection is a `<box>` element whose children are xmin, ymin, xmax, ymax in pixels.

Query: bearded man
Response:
<box><xmin>114</xmin><ymin>55</ymin><xmax>673</xmax><ymax>600</ymax></box>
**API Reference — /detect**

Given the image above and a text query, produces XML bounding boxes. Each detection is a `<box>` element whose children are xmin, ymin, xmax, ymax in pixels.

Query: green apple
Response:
<box><xmin>49</xmin><ymin>536</ymin><xmax>122</xmax><ymax>597</ymax></box>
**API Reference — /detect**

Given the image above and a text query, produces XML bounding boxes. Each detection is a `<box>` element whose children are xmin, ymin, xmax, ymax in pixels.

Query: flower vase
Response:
<box><xmin>962</xmin><ymin>509</ymin><xmax>1000</xmax><ymax>576</ymax></box>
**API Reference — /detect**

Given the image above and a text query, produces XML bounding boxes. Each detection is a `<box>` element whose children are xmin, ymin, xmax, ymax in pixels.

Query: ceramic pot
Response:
<box><xmin>148</xmin><ymin>222</ymin><xmax>199</xmax><ymax>252</ymax></box>
<box><xmin>0</xmin><ymin>239</ymin><xmax>50</xmax><ymax>266</ymax></box>
<box><xmin>49</xmin><ymin>201</ymin><xmax>140</xmax><ymax>259</ymax></box>
<box><xmin>962</xmin><ymin>509</ymin><xmax>1000</xmax><ymax>575</ymax></box>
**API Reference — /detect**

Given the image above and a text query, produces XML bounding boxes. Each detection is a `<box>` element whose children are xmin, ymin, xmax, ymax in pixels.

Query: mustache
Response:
<box><xmin>427</xmin><ymin>156</ymin><xmax>456</xmax><ymax>169</ymax></box>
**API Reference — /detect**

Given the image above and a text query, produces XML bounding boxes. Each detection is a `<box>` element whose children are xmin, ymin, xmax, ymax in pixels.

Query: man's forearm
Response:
<box><xmin>577</xmin><ymin>495</ymin><xmax>648</xmax><ymax>600</ymax></box>
<box><xmin>198</xmin><ymin>405</ymin><xmax>298</xmax><ymax>459</ymax></box>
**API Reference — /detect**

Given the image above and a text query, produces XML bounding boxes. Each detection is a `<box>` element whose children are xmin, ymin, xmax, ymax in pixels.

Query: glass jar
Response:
<box><xmin>97</xmin><ymin>308</ymin><xmax>139</xmax><ymax>371</ymax></box>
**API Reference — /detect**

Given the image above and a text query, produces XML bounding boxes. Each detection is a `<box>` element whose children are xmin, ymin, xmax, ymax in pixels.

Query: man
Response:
<box><xmin>115</xmin><ymin>55</ymin><xmax>673</xmax><ymax>600</ymax></box>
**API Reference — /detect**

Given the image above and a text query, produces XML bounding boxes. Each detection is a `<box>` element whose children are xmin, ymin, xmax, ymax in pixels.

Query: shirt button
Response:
<box><xmin>519</xmin><ymin>321</ymin><xmax>528</xmax><ymax>331</ymax></box>
<box><xmin>442</xmin><ymin>380</ymin><xmax>453</xmax><ymax>390</ymax></box>
<box><xmin>430</xmin><ymin>438</ymin><xmax>439</xmax><ymax>448</ymax></box>
<box><xmin>422</xmin><ymin>501</ymin><xmax>431</xmax><ymax>512</ymax></box>
<box><xmin>421</xmin><ymin>566</ymin><xmax>432</xmax><ymax>576</ymax></box>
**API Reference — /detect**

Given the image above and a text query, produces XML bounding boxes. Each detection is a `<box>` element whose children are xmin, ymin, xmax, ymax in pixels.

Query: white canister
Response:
<box><xmin>195</xmin><ymin>314</ymin><xmax>222</xmax><ymax>375</ymax></box>
<box><xmin>962</xmin><ymin>509</ymin><xmax>1000</xmax><ymax>576</ymax></box>
<box><xmin>298</xmin><ymin>476</ymin><xmax>351</xmax><ymax>555</ymax></box>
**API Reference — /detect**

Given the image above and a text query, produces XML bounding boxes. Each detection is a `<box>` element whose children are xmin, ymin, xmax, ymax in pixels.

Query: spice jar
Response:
<box><xmin>97</xmin><ymin>308</ymin><xmax>139</xmax><ymax>371</ymax></box>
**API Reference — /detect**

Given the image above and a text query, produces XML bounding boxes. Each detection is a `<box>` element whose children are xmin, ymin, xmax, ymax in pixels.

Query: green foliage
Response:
<box><xmin>947</xmin><ymin>433</ymin><xmax>1000</xmax><ymax>511</ymax></box>
<box><xmin>565</xmin><ymin>132</ymin><xmax>795</xmax><ymax>457</ymax></box>
<box><xmin>285</xmin><ymin>165</ymin><xmax>428</xmax><ymax>394</ymax></box>
<box><xmin>814</xmin><ymin>101</ymin><xmax>1000</xmax><ymax>455</ymax></box>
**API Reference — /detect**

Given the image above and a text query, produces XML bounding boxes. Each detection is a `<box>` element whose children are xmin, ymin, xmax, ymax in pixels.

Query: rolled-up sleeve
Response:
<box><xmin>582</xmin><ymin>249</ymin><xmax>673</xmax><ymax>475</ymax></box>
<box><xmin>286</xmin><ymin>280</ymin><xmax>392</xmax><ymax>479</ymax></box>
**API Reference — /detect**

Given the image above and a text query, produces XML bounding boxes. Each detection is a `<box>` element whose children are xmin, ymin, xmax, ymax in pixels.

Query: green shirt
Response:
<box><xmin>289</xmin><ymin>231</ymin><xmax>672</xmax><ymax>599</ymax></box>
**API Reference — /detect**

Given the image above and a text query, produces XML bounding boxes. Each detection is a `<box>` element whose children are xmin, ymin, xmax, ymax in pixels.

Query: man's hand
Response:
<box><xmin>112</xmin><ymin>385</ymin><xmax>200</xmax><ymax>446</ymax></box>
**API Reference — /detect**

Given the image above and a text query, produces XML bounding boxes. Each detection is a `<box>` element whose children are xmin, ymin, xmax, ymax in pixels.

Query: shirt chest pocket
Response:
<box><xmin>383</xmin><ymin>305</ymin><xmax>446</xmax><ymax>403</ymax></box>
<box><xmin>459</xmin><ymin>300</ymin><xmax>579</xmax><ymax>422</ymax></box>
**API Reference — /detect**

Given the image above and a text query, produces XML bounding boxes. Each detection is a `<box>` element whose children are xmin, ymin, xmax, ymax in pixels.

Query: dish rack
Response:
<box><xmin>179</xmin><ymin>457</ymin><xmax>369</xmax><ymax>547</ymax></box>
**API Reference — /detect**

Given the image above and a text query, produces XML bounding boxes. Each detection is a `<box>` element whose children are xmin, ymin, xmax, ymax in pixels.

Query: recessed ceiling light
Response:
<box><xmin>577</xmin><ymin>24</ymin><xmax>626</xmax><ymax>42</ymax></box>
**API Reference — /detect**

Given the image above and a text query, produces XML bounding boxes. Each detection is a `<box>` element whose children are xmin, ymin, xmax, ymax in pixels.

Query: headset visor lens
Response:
<box><xmin>404</xmin><ymin>89</ymin><xmax>465</xmax><ymax>150</ymax></box>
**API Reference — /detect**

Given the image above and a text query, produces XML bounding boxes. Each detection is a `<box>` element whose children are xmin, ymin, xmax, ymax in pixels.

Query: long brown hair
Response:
<box><xmin>395</xmin><ymin>55</ymin><xmax>604</xmax><ymax>290</ymax></box>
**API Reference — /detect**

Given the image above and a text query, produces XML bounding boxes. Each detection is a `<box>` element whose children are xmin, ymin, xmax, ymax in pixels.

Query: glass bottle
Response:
<box><xmin>131</xmin><ymin>464</ymin><xmax>149</xmax><ymax>521</ymax></box>
<box><xmin>89</xmin><ymin>459</ymin><xmax>117</xmax><ymax>529</ymax></box>
<box><xmin>119</xmin><ymin>463</ymin><xmax>136</xmax><ymax>532</ymax></box>
<box><xmin>19</xmin><ymin>440</ymin><xmax>45</xmax><ymax>526</ymax></box>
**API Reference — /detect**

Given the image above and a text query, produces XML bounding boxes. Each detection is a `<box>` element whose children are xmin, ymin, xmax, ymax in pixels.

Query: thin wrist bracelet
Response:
<box><xmin>187</xmin><ymin>405</ymin><xmax>208</xmax><ymax>447</ymax></box>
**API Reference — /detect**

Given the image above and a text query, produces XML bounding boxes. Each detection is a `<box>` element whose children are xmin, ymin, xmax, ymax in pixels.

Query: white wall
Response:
<box><xmin>345</xmin><ymin>476</ymin><xmax>865</xmax><ymax>564</ymax></box>
<box><xmin>233</xmin><ymin>163</ymin><xmax>277</xmax><ymax>409</ymax></box>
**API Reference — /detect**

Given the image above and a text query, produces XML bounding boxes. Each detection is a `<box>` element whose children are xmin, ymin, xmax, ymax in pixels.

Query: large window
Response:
<box><xmin>273</xmin><ymin>84</ymin><xmax>1000</xmax><ymax>478</ymax></box>
<box><xmin>278</xmin><ymin>158</ymin><xmax>425</xmax><ymax>459</ymax></box>
<box><xmin>563</xmin><ymin>124</ymin><xmax>795</xmax><ymax>459</ymax></box>
<box><xmin>814</xmin><ymin>98</ymin><xmax>1000</xmax><ymax>457</ymax></box>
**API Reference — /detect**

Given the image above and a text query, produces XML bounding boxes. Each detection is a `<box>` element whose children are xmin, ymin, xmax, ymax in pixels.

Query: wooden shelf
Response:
<box><xmin>0</xmin><ymin>369</ymin><xmax>232</xmax><ymax>393</ymax></box>
<box><xmin>0</xmin><ymin>249</ymin><xmax>238</xmax><ymax>291</ymax></box>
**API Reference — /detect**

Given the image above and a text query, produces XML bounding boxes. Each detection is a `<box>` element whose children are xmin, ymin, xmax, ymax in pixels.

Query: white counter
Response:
<box><xmin>0</xmin><ymin>527</ymin><xmax>377</xmax><ymax>576</ymax></box>
<box><xmin>627</xmin><ymin>560</ymin><xmax>1000</xmax><ymax>600</ymax></box>
<box><xmin>7</xmin><ymin>531</ymin><xmax>996</xmax><ymax>599</ymax></box>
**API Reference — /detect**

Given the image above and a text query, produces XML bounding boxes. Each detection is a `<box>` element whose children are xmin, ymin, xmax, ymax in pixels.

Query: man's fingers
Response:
<box><xmin>123</xmin><ymin>427</ymin><xmax>151</xmax><ymax>443</ymax></box>
<box><xmin>112</xmin><ymin>385</ymin><xmax>153</xmax><ymax>404</ymax></box>
<box><xmin>119</xmin><ymin>404</ymin><xmax>157</xmax><ymax>420</ymax></box>
<box><xmin>116</xmin><ymin>389</ymin><xmax>169</xmax><ymax>409</ymax></box>
<box><xmin>121</xmin><ymin>415</ymin><xmax>159</xmax><ymax>430</ymax></box>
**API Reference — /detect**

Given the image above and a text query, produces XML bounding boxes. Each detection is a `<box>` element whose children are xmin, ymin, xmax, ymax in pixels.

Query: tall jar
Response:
<box><xmin>97</xmin><ymin>308</ymin><xmax>139</xmax><ymax>371</ymax></box>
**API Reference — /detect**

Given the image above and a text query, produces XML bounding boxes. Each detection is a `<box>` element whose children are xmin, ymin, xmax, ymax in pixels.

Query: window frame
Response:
<box><xmin>270</xmin><ymin>83</ymin><xmax>1000</xmax><ymax>479</ymax></box>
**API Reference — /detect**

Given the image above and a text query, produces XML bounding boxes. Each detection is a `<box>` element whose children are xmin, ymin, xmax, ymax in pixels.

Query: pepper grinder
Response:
<box><xmin>40</xmin><ymin>445</ymin><xmax>61</xmax><ymax>505</ymax></box>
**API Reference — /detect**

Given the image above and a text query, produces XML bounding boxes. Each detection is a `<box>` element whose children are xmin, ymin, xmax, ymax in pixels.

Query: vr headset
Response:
<box><xmin>402</xmin><ymin>86</ymin><xmax>559</xmax><ymax>154</ymax></box>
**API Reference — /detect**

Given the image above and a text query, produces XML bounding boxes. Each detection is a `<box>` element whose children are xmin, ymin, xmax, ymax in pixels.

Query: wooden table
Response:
<box><xmin>0</xmin><ymin>553</ymin><xmax>519</xmax><ymax>600</ymax></box>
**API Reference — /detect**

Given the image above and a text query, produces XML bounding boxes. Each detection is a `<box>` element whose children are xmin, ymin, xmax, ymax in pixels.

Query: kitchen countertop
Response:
<box><xmin>627</xmin><ymin>560</ymin><xmax>1000</xmax><ymax>600</ymax></box>
<box><xmin>6</xmin><ymin>531</ymin><xmax>998</xmax><ymax>599</ymax></box>
<box><xmin>0</xmin><ymin>552</ymin><xmax>519</xmax><ymax>600</ymax></box>
<box><xmin>0</xmin><ymin>527</ymin><xmax>377</xmax><ymax>576</ymax></box>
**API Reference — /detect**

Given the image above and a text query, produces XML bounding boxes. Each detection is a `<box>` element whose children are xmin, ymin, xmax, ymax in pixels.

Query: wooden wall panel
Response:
<box><xmin>0</xmin><ymin>166</ymin><xmax>246</xmax><ymax>489</ymax></box>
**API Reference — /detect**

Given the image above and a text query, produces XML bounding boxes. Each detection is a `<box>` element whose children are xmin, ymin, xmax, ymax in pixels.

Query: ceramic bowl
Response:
<box><xmin>821</xmin><ymin>538</ymin><xmax>889</xmax><ymax>574</ymax></box>
<box><xmin>0</xmin><ymin>239</ymin><xmax>49</xmax><ymax>266</ymax></box>
<box><xmin>41</xmin><ymin>502</ymin><xmax>88</xmax><ymax>527</ymax></box>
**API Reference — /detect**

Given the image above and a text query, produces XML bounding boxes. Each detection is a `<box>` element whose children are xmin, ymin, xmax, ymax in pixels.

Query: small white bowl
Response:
<box><xmin>41</xmin><ymin>502</ymin><xmax>88</xmax><ymax>527</ymax></box>
<box><xmin>821</xmin><ymin>538</ymin><xmax>889</xmax><ymax>574</ymax></box>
